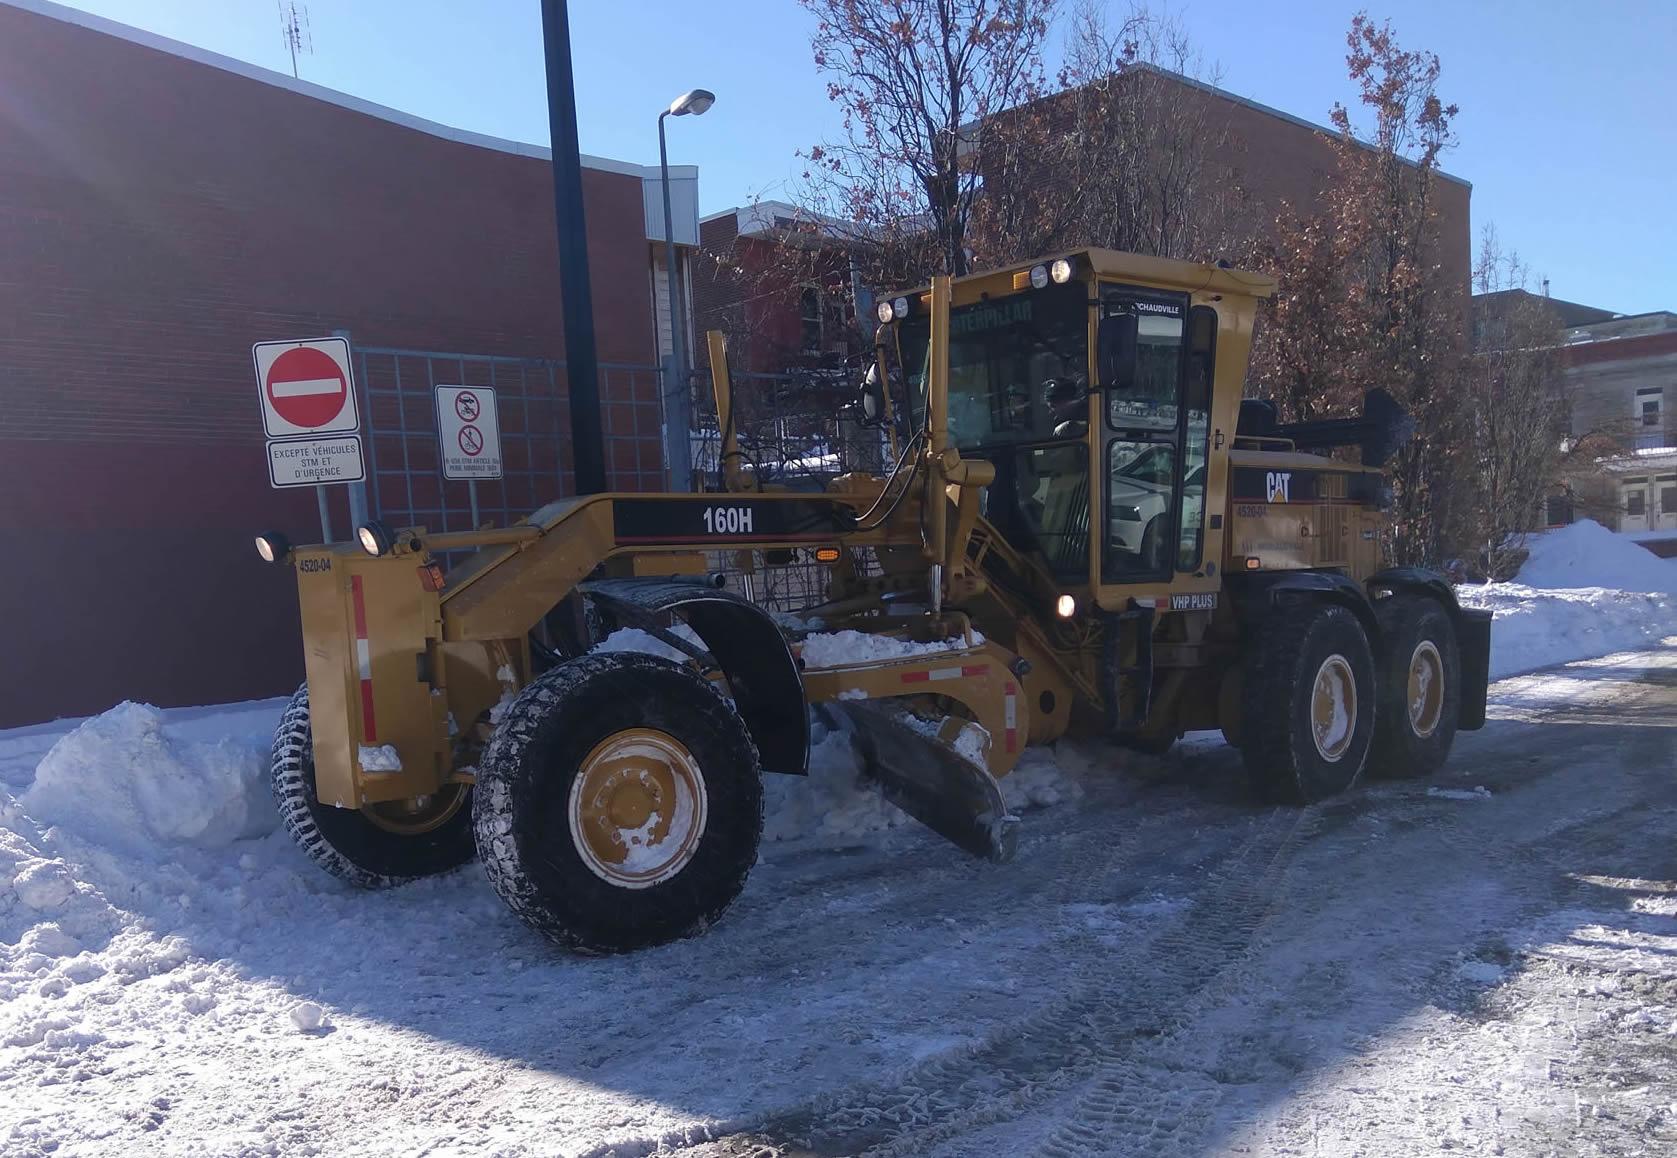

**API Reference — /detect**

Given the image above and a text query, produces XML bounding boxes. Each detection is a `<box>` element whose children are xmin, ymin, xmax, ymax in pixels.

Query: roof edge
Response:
<box><xmin>1</xmin><ymin>0</ymin><xmax>667</xmax><ymax>177</ymax></box>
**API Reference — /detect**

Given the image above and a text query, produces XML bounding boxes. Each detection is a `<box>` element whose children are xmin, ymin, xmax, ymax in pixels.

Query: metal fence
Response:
<box><xmin>685</xmin><ymin>363</ymin><xmax>890</xmax><ymax>614</ymax></box>
<box><xmin>346</xmin><ymin>345</ymin><xmax>885</xmax><ymax>616</ymax></box>
<box><xmin>688</xmin><ymin>365</ymin><xmax>891</xmax><ymax>491</ymax></box>
<box><xmin>351</xmin><ymin>345</ymin><xmax>666</xmax><ymax>532</ymax></box>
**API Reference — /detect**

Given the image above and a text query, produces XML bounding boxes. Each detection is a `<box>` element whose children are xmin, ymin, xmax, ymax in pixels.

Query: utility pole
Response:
<box><xmin>539</xmin><ymin>0</ymin><xmax>607</xmax><ymax>495</ymax></box>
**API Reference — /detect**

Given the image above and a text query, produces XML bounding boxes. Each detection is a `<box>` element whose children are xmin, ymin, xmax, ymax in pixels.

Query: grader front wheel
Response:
<box><xmin>473</xmin><ymin>652</ymin><xmax>764</xmax><ymax>954</ymax></box>
<box><xmin>270</xmin><ymin>686</ymin><xmax>477</xmax><ymax>887</ymax></box>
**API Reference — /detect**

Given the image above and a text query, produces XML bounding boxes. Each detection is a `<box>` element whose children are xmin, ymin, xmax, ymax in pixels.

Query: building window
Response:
<box><xmin>1545</xmin><ymin>493</ymin><xmax>1573</xmax><ymax>527</ymax></box>
<box><xmin>1637</xmin><ymin>386</ymin><xmax>1663</xmax><ymax>427</ymax></box>
<box><xmin>1625</xmin><ymin>481</ymin><xmax>1647</xmax><ymax>518</ymax></box>
<box><xmin>1660</xmin><ymin>475</ymin><xmax>1677</xmax><ymax>516</ymax></box>
<box><xmin>800</xmin><ymin>286</ymin><xmax>822</xmax><ymax>351</ymax></box>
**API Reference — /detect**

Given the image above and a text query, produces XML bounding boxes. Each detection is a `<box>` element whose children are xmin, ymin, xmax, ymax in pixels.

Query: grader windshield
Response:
<box><xmin>896</xmin><ymin>276</ymin><xmax>1210</xmax><ymax>585</ymax></box>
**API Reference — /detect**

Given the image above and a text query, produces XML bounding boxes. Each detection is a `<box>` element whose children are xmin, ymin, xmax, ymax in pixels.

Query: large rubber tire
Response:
<box><xmin>1240</xmin><ymin>603</ymin><xmax>1377</xmax><ymax>804</ymax></box>
<box><xmin>473</xmin><ymin>652</ymin><xmax>763</xmax><ymax>954</ymax></box>
<box><xmin>270</xmin><ymin>685</ymin><xmax>477</xmax><ymax>887</ymax></box>
<box><xmin>1368</xmin><ymin>594</ymin><xmax>1461</xmax><ymax>780</ymax></box>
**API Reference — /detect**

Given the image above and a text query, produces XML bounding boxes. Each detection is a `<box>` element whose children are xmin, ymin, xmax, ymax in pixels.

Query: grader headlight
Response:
<box><xmin>356</xmin><ymin>520</ymin><xmax>396</xmax><ymax>558</ymax></box>
<box><xmin>1049</xmin><ymin>258</ymin><xmax>1075</xmax><ymax>284</ymax></box>
<box><xmin>253</xmin><ymin>531</ymin><xmax>290</xmax><ymax>564</ymax></box>
<box><xmin>1055</xmin><ymin>594</ymin><xmax>1077</xmax><ymax>618</ymax></box>
<box><xmin>876</xmin><ymin>299</ymin><xmax>895</xmax><ymax>325</ymax></box>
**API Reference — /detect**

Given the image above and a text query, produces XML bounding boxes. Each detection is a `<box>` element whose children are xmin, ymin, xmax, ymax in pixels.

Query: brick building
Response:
<box><xmin>694</xmin><ymin>201</ymin><xmax>868</xmax><ymax>376</ymax></box>
<box><xmin>1562</xmin><ymin>311</ymin><xmax>1677</xmax><ymax>541</ymax></box>
<box><xmin>0</xmin><ymin>0</ymin><xmax>697</xmax><ymax>726</ymax></box>
<box><xmin>696</xmin><ymin>65</ymin><xmax>1472</xmax><ymax>385</ymax></box>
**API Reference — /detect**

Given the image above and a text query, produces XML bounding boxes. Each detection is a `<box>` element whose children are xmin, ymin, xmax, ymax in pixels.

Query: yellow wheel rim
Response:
<box><xmin>1407</xmin><ymin>640</ymin><xmax>1445</xmax><ymax>739</ymax></box>
<box><xmin>1310</xmin><ymin>654</ymin><xmax>1357</xmax><ymax>763</ymax></box>
<box><xmin>363</xmin><ymin>784</ymin><xmax>469</xmax><ymax>835</ymax></box>
<box><xmin>568</xmin><ymin>728</ymin><xmax>708</xmax><ymax>889</ymax></box>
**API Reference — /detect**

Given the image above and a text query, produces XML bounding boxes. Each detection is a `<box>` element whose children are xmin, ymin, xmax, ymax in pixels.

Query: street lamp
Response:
<box><xmin>658</xmin><ymin>88</ymin><xmax>714</xmax><ymax>490</ymax></box>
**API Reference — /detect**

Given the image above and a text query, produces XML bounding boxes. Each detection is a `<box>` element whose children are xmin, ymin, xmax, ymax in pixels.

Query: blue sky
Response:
<box><xmin>47</xmin><ymin>0</ymin><xmax>1677</xmax><ymax>314</ymax></box>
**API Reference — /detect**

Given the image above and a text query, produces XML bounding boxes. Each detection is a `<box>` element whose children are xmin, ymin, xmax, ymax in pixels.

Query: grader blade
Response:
<box><xmin>828</xmin><ymin>703</ymin><xmax>1018</xmax><ymax>863</ymax></box>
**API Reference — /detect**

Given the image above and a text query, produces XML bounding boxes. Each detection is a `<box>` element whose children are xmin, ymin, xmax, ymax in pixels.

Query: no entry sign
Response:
<box><xmin>253</xmin><ymin>337</ymin><xmax>360</xmax><ymax>438</ymax></box>
<box><xmin>254</xmin><ymin>336</ymin><xmax>365</xmax><ymax>491</ymax></box>
<box><xmin>435</xmin><ymin>385</ymin><xmax>503</xmax><ymax>480</ymax></box>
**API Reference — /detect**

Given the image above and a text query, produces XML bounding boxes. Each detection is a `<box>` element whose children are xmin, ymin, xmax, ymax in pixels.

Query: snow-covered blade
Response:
<box><xmin>826</xmin><ymin>702</ymin><xmax>1016</xmax><ymax>862</ymax></box>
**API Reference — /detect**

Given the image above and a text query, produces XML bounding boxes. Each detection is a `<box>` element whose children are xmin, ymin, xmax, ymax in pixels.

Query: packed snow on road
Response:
<box><xmin>3</xmin><ymin>527</ymin><xmax>1675</xmax><ymax>1157</ymax></box>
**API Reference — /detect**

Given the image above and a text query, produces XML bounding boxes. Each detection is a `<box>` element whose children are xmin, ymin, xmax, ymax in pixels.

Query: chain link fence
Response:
<box><xmin>351</xmin><ymin>346</ymin><xmax>665</xmax><ymax>532</ymax></box>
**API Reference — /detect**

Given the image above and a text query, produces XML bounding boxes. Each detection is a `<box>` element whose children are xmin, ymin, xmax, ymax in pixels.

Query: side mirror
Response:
<box><xmin>1097</xmin><ymin>309</ymin><xmax>1139</xmax><ymax>391</ymax></box>
<box><xmin>858</xmin><ymin>360</ymin><xmax>889</xmax><ymax>427</ymax></box>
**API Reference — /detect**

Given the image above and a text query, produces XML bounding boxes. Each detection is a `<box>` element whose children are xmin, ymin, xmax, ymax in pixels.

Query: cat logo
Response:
<box><xmin>1266</xmin><ymin>471</ymin><xmax>1292</xmax><ymax>503</ymax></box>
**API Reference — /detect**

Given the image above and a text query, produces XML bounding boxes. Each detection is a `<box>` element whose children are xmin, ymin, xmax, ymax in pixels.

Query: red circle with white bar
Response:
<box><xmin>265</xmin><ymin>346</ymin><xmax>349</xmax><ymax>430</ymax></box>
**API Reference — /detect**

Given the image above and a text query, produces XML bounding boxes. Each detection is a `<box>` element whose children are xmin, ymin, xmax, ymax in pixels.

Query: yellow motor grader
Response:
<box><xmin>255</xmin><ymin>247</ymin><xmax>1491</xmax><ymax>953</ymax></box>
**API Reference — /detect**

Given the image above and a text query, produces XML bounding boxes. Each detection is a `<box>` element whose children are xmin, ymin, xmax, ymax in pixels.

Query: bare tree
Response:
<box><xmin>1468</xmin><ymin>225</ymin><xmax>1568</xmax><ymax>577</ymax></box>
<box><xmin>801</xmin><ymin>0</ymin><xmax>1055</xmax><ymax>278</ymax></box>
<box><xmin>1251</xmin><ymin>13</ymin><xmax>1465</xmax><ymax>567</ymax></box>
<box><xmin>969</xmin><ymin>1</ymin><xmax>1249</xmax><ymax>266</ymax></box>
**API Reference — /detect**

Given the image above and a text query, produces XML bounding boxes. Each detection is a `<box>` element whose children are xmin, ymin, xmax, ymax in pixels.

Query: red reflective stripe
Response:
<box><xmin>961</xmin><ymin>664</ymin><xmax>989</xmax><ymax>677</ymax></box>
<box><xmin>351</xmin><ymin>574</ymin><xmax>377</xmax><ymax>742</ymax></box>
<box><xmin>351</xmin><ymin>574</ymin><xmax>369</xmax><ymax>638</ymax></box>
<box><xmin>1004</xmin><ymin>680</ymin><xmax>1018</xmax><ymax>753</ymax></box>
<box><xmin>900</xmin><ymin>671</ymin><xmax>930</xmax><ymax>684</ymax></box>
<box><xmin>359</xmin><ymin>681</ymin><xmax>379</xmax><ymax>744</ymax></box>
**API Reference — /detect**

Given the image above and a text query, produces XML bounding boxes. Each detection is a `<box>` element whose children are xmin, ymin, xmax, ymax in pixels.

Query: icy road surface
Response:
<box><xmin>3</xmin><ymin>642</ymin><xmax>1676</xmax><ymax>1157</ymax></box>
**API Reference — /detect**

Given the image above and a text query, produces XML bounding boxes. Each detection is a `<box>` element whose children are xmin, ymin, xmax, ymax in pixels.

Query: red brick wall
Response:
<box><xmin>0</xmin><ymin>4</ymin><xmax>661</xmax><ymax>726</ymax></box>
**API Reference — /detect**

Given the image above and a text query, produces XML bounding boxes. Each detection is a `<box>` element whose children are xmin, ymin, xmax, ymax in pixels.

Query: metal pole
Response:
<box><xmin>469</xmin><ymin>480</ymin><xmax>480</xmax><ymax>529</ymax></box>
<box><xmin>540</xmin><ymin>0</ymin><xmax>607</xmax><ymax>495</ymax></box>
<box><xmin>315</xmin><ymin>484</ymin><xmax>333</xmax><ymax>543</ymax></box>
<box><xmin>659</xmin><ymin>113</ymin><xmax>694</xmax><ymax>492</ymax></box>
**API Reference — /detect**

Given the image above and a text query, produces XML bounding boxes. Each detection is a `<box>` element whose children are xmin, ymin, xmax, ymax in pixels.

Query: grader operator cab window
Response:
<box><xmin>898</xmin><ymin>280</ymin><xmax>1093</xmax><ymax>581</ymax></box>
<box><xmin>899</xmin><ymin>280</ymin><xmax>1088</xmax><ymax>447</ymax></box>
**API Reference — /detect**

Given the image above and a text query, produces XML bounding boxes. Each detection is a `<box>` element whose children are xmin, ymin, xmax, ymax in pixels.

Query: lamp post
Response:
<box><xmin>658</xmin><ymin>88</ymin><xmax>713</xmax><ymax>490</ymax></box>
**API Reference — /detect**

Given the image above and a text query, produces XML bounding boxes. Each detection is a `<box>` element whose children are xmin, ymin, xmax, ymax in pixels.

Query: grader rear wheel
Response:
<box><xmin>1368</xmin><ymin>594</ymin><xmax>1462</xmax><ymax>780</ymax></box>
<box><xmin>473</xmin><ymin>652</ymin><xmax>763</xmax><ymax>954</ymax></box>
<box><xmin>270</xmin><ymin>686</ymin><xmax>477</xmax><ymax>887</ymax></box>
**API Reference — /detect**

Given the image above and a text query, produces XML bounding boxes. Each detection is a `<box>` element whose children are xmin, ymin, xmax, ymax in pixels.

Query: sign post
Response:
<box><xmin>435</xmin><ymin>386</ymin><xmax>503</xmax><ymax>529</ymax></box>
<box><xmin>253</xmin><ymin>336</ymin><xmax>366</xmax><ymax>541</ymax></box>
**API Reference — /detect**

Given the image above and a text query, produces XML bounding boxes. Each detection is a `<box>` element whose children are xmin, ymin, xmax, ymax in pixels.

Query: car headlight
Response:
<box><xmin>1112</xmin><ymin>505</ymin><xmax>1142</xmax><ymax>521</ymax></box>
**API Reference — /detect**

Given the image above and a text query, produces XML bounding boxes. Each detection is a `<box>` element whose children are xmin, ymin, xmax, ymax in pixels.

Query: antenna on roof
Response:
<box><xmin>279</xmin><ymin>1</ymin><xmax>312</xmax><ymax>79</ymax></box>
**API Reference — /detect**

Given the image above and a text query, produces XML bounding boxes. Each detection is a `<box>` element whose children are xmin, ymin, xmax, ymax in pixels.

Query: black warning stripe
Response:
<box><xmin>612</xmin><ymin>496</ymin><xmax>855</xmax><ymax>546</ymax></box>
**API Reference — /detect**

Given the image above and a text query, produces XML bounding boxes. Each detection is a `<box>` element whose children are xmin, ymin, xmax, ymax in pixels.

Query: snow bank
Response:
<box><xmin>20</xmin><ymin>701</ymin><xmax>276</xmax><ymax>857</ymax></box>
<box><xmin>1514</xmin><ymin>519</ymin><xmax>1677</xmax><ymax>594</ymax></box>
<box><xmin>1455</xmin><ymin>521</ymin><xmax>1677</xmax><ymax>679</ymax></box>
<box><xmin>1457</xmin><ymin>584</ymin><xmax>1677</xmax><ymax>680</ymax></box>
<box><xmin>799</xmin><ymin>628</ymin><xmax>982</xmax><ymax>669</ymax></box>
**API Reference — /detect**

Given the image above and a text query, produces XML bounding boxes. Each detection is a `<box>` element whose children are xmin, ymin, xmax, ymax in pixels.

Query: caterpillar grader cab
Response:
<box><xmin>256</xmin><ymin>247</ymin><xmax>1492</xmax><ymax>954</ymax></box>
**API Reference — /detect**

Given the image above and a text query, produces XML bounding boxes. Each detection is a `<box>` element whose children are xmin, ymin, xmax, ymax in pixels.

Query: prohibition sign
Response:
<box><xmin>458</xmin><ymin>425</ymin><xmax>485</xmax><ymax>456</ymax></box>
<box><xmin>454</xmin><ymin>391</ymin><xmax>480</xmax><ymax>423</ymax></box>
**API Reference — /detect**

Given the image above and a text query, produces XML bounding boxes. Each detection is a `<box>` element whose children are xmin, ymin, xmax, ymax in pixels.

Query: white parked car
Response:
<box><xmin>1108</xmin><ymin>446</ymin><xmax>1203</xmax><ymax>567</ymax></box>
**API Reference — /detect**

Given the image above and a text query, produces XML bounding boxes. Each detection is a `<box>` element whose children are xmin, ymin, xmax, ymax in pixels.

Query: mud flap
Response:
<box><xmin>826</xmin><ymin>702</ymin><xmax>1017</xmax><ymax>862</ymax></box>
